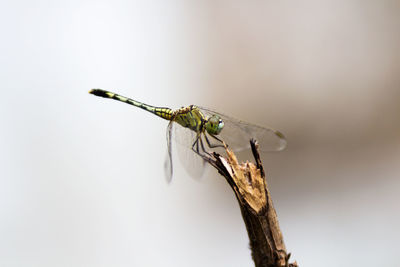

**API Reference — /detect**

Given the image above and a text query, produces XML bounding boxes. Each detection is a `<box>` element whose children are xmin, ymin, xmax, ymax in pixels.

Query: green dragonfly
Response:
<box><xmin>89</xmin><ymin>89</ymin><xmax>286</xmax><ymax>181</ymax></box>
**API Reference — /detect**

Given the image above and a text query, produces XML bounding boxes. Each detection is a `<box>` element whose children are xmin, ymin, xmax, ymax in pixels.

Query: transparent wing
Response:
<box><xmin>170</xmin><ymin>122</ymin><xmax>207</xmax><ymax>179</ymax></box>
<box><xmin>198</xmin><ymin>106</ymin><xmax>287</xmax><ymax>152</ymax></box>
<box><xmin>164</xmin><ymin>121</ymin><xmax>173</xmax><ymax>183</ymax></box>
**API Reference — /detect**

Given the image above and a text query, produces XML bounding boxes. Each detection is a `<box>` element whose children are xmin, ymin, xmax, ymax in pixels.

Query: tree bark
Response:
<box><xmin>201</xmin><ymin>139</ymin><xmax>298</xmax><ymax>267</ymax></box>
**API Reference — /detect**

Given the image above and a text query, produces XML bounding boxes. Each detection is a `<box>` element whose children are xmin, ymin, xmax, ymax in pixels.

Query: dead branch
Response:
<box><xmin>201</xmin><ymin>139</ymin><xmax>298</xmax><ymax>267</ymax></box>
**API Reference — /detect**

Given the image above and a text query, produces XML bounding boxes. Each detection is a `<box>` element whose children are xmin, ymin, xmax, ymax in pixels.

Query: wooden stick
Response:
<box><xmin>201</xmin><ymin>139</ymin><xmax>298</xmax><ymax>267</ymax></box>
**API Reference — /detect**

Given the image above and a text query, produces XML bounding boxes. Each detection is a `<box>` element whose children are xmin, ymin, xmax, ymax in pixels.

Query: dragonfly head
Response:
<box><xmin>205</xmin><ymin>115</ymin><xmax>224</xmax><ymax>135</ymax></box>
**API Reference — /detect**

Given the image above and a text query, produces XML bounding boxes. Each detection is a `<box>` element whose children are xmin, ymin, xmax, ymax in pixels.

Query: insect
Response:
<box><xmin>89</xmin><ymin>89</ymin><xmax>286</xmax><ymax>181</ymax></box>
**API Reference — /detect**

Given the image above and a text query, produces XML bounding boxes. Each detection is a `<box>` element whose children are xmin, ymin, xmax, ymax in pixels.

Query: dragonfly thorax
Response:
<box><xmin>172</xmin><ymin>106</ymin><xmax>224</xmax><ymax>136</ymax></box>
<box><xmin>205</xmin><ymin>114</ymin><xmax>224</xmax><ymax>135</ymax></box>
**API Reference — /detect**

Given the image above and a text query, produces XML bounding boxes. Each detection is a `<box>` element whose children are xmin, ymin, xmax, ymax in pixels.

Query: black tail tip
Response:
<box><xmin>89</xmin><ymin>89</ymin><xmax>109</xmax><ymax>98</ymax></box>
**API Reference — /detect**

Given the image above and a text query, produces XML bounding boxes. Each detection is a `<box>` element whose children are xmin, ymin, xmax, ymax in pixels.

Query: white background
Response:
<box><xmin>1</xmin><ymin>1</ymin><xmax>400</xmax><ymax>266</ymax></box>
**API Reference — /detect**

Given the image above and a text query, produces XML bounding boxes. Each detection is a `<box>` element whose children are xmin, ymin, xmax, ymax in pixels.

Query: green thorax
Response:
<box><xmin>173</xmin><ymin>105</ymin><xmax>205</xmax><ymax>133</ymax></box>
<box><xmin>173</xmin><ymin>105</ymin><xmax>224</xmax><ymax>136</ymax></box>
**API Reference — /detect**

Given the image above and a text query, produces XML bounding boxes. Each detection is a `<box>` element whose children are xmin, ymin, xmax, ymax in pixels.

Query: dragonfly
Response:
<box><xmin>89</xmin><ymin>89</ymin><xmax>287</xmax><ymax>181</ymax></box>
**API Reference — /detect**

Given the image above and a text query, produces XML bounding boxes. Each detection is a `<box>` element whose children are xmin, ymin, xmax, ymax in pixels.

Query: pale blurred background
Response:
<box><xmin>1</xmin><ymin>1</ymin><xmax>399</xmax><ymax>266</ymax></box>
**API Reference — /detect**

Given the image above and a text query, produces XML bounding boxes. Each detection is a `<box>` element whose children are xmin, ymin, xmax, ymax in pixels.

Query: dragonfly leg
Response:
<box><xmin>192</xmin><ymin>134</ymin><xmax>211</xmax><ymax>157</ymax></box>
<box><xmin>191</xmin><ymin>135</ymin><xmax>199</xmax><ymax>153</ymax></box>
<box><xmin>192</xmin><ymin>134</ymin><xmax>203</xmax><ymax>156</ymax></box>
<box><xmin>196</xmin><ymin>136</ymin><xmax>201</xmax><ymax>154</ymax></box>
<box><xmin>204</xmin><ymin>133</ymin><xmax>225</xmax><ymax>149</ymax></box>
<box><xmin>199</xmin><ymin>134</ymin><xmax>212</xmax><ymax>156</ymax></box>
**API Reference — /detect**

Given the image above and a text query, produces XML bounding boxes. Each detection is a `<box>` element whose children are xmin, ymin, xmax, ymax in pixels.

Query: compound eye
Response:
<box><xmin>216</xmin><ymin>118</ymin><xmax>224</xmax><ymax>134</ymax></box>
<box><xmin>210</xmin><ymin>115</ymin><xmax>218</xmax><ymax>123</ymax></box>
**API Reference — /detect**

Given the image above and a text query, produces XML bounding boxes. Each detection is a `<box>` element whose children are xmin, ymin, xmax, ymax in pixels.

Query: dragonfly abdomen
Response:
<box><xmin>89</xmin><ymin>89</ymin><xmax>173</xmax><ymax>120</ymax></box>
<box><xmin>154</xmin><ymin>108</ymin><xmax>173</xmax><ymax>120</ymax></box>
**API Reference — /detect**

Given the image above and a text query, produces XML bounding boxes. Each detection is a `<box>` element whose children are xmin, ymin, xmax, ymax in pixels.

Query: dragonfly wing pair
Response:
<box><xmin>164</xmin><ymin>106</ymin><xmax>287</xmax><ymax>182</ymax></box>
<box><xmin>165</xmin><ymin>121</ymin><xmax>207</xmax><ymax>182</ymax></box>
<box><xmin>198</xmin><ymin>107</ymin><xmax>287</xmax><ymax>153</ymax></box>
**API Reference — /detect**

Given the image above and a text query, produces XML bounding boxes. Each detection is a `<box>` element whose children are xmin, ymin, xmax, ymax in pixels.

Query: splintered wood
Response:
<box><xmin>221</xmin><ymin>149</ymin><xmax>266</xmax><ymax>214</ymax></box>
<box><xmin>201</xmin><ymin>140</ymin><xmax>298</xmax><ymax>267</ymax></box>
